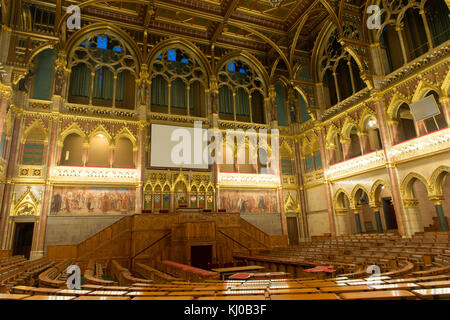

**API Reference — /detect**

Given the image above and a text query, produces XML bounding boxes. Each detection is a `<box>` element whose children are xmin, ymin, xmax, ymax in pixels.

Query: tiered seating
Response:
<box><xmin>155</xmin><ymin>260</ymin><xmax>220</xmax><ymax>282</ymax></box>
<box><xmin>134</xmin><ymin>262</ymin><xmax>179</xmax><ymax>283</ymax></box>
<box><xmin>84</xmin><ymin>260</ymin><xmax>117</xmax><ymax>286</ymax></box>
<box><xmin>236</xmin><ymin>232</ymin><xmax>450</xmax><ymax>279</ymax></box>
<box><xmin>110</xmin><ymin>260</ymin><xmax>152</xmax><ymax>286</ymax></box>
<box><xmin>0</xmin><ymin>256</ymin><xmax>54</xmax><ymax>292</ymax></box>
<box><xmin>38</xmin><ymin>259</ymin><xmax>74</xmax><ymax>288</ymax></box>
<box><xmin>3</xmin><ymin>273</ymin><xmax>449</xmax><ymax>300</ymax></box>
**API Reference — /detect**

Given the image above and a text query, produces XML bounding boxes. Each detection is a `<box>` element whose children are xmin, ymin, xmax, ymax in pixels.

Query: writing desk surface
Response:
<box><xmin>74</xmin><ymin>296</ymin><xmax>131</xmax><ymax>300</ymax></box>
<box><xmin>339</xmin><ymin>290</ymin><xmax>416</xmax><ymax>300</ymax></box>
<box><xmin>413</xmin><ymin>288</ymin><xmax>450</xmax><ymax>299</ymax></box>
<box><xmin>0</xmin><ymin>294</ymin><xmax>30</xmax><ymax>300</ymax></box>
<box><xmin>212</xmin><ymin>265</ymin><xmax>265</xmax><ymax>273</ymax></box>
<box><xmin>270</xmin><ymin>293</ymin><xmax>339</xmax><ymax>300</ymax></box>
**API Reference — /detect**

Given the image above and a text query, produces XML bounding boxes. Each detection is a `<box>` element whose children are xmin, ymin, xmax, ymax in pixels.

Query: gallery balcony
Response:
<box><xmin>388</xmin><ymin>127</ymin><xmax>450</xmax><ymax>164</ymax></box>
<box><xmin>325</xmin><ymin>150</ymin><xmax>386</xmax><ymax>181</ymax></box>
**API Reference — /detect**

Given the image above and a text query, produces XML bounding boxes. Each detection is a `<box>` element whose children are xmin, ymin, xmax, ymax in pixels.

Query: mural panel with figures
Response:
<box><xmin>51</xmin><ymin>186</ymin><xmax>136</xmax><ymax>215</ymax></box>
<box><xmin>219</xmin><ymin>190</ymin><xmax>279</xmax><ymax>213</ymax></box>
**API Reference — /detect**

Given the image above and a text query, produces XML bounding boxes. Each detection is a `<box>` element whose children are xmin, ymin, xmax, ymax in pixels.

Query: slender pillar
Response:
<box><xmin>293</xmin><ymin>139</ymin><xmax>309</xmax><ymax>240</ymax></box>
<box><xmin>419</xmin><ymin>10</ymin><xmax>434</xmax><ymax>50</ymax></box>
<box><xmin>402</xmin><ymin>200</ymin><xmax>423</xmax><ymax>236</ymax></box>
<box><xmin>347</xmin><ymin>60</ymin><xmax>356</xmax><ymax>94</ymax></box>
<box><xmin>441</xmin><ymin>98</ymin><xmax>450</xmax><ymax>127</ymax></box>
<box><xmin>35</xmin><ymin>116</ymin><xmax>59</xmax><ymax>258</ymax></box>
<box><xmin>358</xmin><ymin>133</ymin><xmax>370</xmax><ymax>154</ymax></box>
<box><xmin>373</xmin><ymin>208</ymin><xmax>384</xmax><ymax>233</ymax></box>
<box><xmin>109</xmin><ymin>145</ymin><xmax>115</xmax><ymax>168</ymax></box>
<box><xmin>374</xmin><ymin>98</ymin><xmax>407</xmax><ymax>236</ymax></box>
<box><xmin>82</xmin><ymin>142</ymin><xmax>89</xmax><ymax>166</ymax></box>
<box><xmin>354</xmin><ymin>208</ymin><xmax>363</xmax><ymax>234</ymax></box>
<box><xmin>333</xmin><ymin>72</ymin><xmax>341</xmax><ymax>102</ymax></box>
<box><xmin>396</xmin><ymin>26</ymin><xmax>409</xmax><ymax>64</ymax></box>
<box><xmin>430</xmin><ymin>198</ymin><xmax>449</xmax><ymax>231</ymax></box>
<box><xmin>317</xmin><ymin>128</ymin><xmax>336</xmax><ymax>237</ymax></box>
<box><xmin>0</xmin><ymin>113</ymin><xmax>22</xmax><ymax>248</ymax></box>
<box><xmin>341</xmin><ymin>139</ymin><xmax>351</xmax><ymax>160</ymax></box>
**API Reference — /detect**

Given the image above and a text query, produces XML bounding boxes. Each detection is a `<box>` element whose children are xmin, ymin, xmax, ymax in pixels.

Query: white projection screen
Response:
<box><xmin>410</xmin><ymin>95</ymin><xmax>440</xmax><ymax>121</ymax></box>
<box><xmin>150</xmin><ymin>124</ymin><xmax>209</xmax><ymax>169</ymax></box>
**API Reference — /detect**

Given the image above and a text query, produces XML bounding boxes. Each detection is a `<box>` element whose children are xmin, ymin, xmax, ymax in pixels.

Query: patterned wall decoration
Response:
<box><xmin>219</xmin><ymin>189</ymin><xmax>279</xmax><ymax>214</ymax></box>
<box><xmin>50</xmin><ymin>186</ymin><xmax>136</xmax><ymax>215</ymax></box>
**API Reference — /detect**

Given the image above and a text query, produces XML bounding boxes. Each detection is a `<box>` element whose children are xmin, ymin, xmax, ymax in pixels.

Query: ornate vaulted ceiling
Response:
<box><xmin>6</xmin><ymin>0</ymin><xmax>367</xmax><ymax>76</ymax></box>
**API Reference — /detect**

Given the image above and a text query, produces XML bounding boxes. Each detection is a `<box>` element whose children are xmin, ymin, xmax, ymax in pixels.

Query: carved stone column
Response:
<box><xmin>317</xmin><ymin>127</ymin><xmax>336</xmax><ymax>237</ymax></box>
<box><xmin>353</xmin><ymin>206</ymin><xmax>363</xmax><ymax>234</ymax></box>
<box><xmin>402</xmin><ymin>199</ymin><xmax>423</xmax><ymax>236</ymax></box>
<box><xmin>334</xmin><ymin>209</ymin><xmax>350</xmax><ymax>236</ymax></box>
<box><xmin>358</xmin><ymin>133</ymin><xmax>370</xmax><ymax>154</ymax></box>
<box><xmin>429</xmin><ymin>197</ymin><xmax>449</xmax><ymax>231</ymax></box>
<box><xmin>374</xmin><ymin>98</ymin><xmax>407</xmax><ymax>236</ymax></box>
<box><xmin>82</xmin><ymin>142</ymin><xmax>89</xmax><ymax>166</ymax></box>
<box><xmin>0</xmin><ymin>111</ymin><xmax>22</xmax><ymax>249</ymax></box>
<box><xmin>387</xmin><ymin>120</ymin><xmax>400</xmax><ymax>145</ymax></box>
<box><xmin>371</xmin><ymin>205</ymin><xmax>384</xmax><ymax>234</ymax></box>
<box><xmin>396</xmin><ymin>26</ymin><xmax>409</xmax><ymax>64</ymax></box>
<box><xmin>109</xmin><ymin>145</ymin><xmax>115</xmax><ymax>168</ymax></box>
<box><xmin>419</xmin><ymin>9</ymin><xmax>434</xmax><ymax>50</ymax></box>
<box><xmin>341</xmin><ymin>138</ymin><xmax>351</xmax><ymax>160</ymax></box>
<box><xmin>35</xmin><ymin>115</ymin><xmax>59</xmax><ymax>258</ymax></box>
<box><xmin>440</xmin><ymin>97</ymin><xmax>450</xmax><ymax>127</ymax></box>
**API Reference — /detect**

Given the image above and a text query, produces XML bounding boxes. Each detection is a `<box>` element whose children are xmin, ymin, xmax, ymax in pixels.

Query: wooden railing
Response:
<box><xmin>130</xmin><ymin>231</ymin><xmax>171</xmax><ymax>267</ymax></box>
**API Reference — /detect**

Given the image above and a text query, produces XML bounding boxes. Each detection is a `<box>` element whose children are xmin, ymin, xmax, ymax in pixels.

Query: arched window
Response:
<box><xmin>218</xmin><ymin>85</ymin><xmax>234</xmax><ymax>120</ymax></box>
<box><xmin>189</xmin><ymin>81</ymin><xmax>206</xmax><ymax>117</ymax></box>
<box><xmin>251</xmin><ymin>90</ymin><xmax>265</xmax><ymax>124</ymax></box>
<box><xmin>397</xmin><ymin>103</ymin><xmax>417</xmax><ymax>143</ymax></box>
<box><xmin>150</xmin><ymin>48</ymin><xmax>207</xmax><ymax>116</ymax></box>
<box><xmin>379</xmin><ymin>25</ymin><xmax>403</xmax><ymax>73</ymax></box>
<box><xmin>318</xmin><ymin>29</ymin><xmax>365</xmax><ymax>108</ymax></box>
<box><xmin>151</xmin><ymin>75</ymin><xmax>168</xmax><ymax>111</ymax></box>
<box><xmin>235</xmin><ymin>87</ymin><xmax>250</xmax><ymax>122</ymax></box>
<box><xmin>298</xmin><ymin>92</ymin><xmax>311</xmax><ymax>123</ymax></box>
<box><xmin>425</xmin><ymin>0</ymin><xmax>450</xmax><ymax>47</ymax></box>
<box><xmin>171</xmin><ymin>77</ymin><xmax>187</xmax><ymax>114</ymax></box>
<box><xmin>31</xmin><ymin>49</ymin><xmax>55</xmax><ymax>100</ymax></box>
<box><xmin>113</xmin><ymin>137</ymin><xmax>134</xmax><ymax>168</ymax></box>
<box><xmin>402</xmin><ymin>8</ymin><xmax>429</xmax><ymax>60</ymax></box>
<box><xmin>68</xmin><ymin>34</ymin><xmax>137</xmax><ymax>108</ymax></box>
<box><xmin>60</xmin><ymin>133</ymin><xmax>83</xmax><ymax>166</ymax></box>
<box><xmin>22</xmin><ymin>128</ymin><xmax>46</xmax><ymax>165</ymax></box>
<box><xmin>274</xmin><ymin>83</ymin><xmax>287</xmax><ymax>126</ymax></box>
<box><xmin>87</xmin><ymin>134</ymin><xmax>109</xmax><ymax>167</ymax></box>
<box><xmin>218</xmin><ymin>59</ymin><xmax>266</xmax><ymax>124</ymax></box>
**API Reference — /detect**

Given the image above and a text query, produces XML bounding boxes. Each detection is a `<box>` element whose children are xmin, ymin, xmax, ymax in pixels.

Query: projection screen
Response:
<box><xmin>150</xmin><ymin>123</ymin><xmax>209</xmax><ymax>169</ymax></box>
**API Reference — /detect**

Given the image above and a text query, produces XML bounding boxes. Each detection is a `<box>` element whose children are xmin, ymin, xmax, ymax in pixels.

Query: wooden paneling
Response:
<box><xmin>44</xmin><ymin>212</ymin><xmax>287</xmax><ymax>268</ymax></box>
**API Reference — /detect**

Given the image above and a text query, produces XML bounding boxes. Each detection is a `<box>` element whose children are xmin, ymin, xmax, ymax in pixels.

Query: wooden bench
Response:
<box><xmin>110</xmin><ymin>260</ymin><xmax>152</xmax><ymax>286</ymax></box>
<box><xmin>84</xmin><ymin>260</ymin><xmax>118</xmax><ymax>286</ymax></box>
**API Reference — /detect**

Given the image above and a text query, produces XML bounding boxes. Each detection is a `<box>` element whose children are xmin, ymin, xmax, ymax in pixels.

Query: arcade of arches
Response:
<box><xmin>0</xmin><ymin>0</ymin><xmax>449</xmax><ymax>264</ymax></box>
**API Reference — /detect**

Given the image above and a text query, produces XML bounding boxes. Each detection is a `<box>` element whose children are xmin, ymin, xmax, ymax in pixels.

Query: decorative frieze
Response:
<box><xmin>51</xmin><ymin>166</ymin><xmax>139</xmax><ymax>184</ymax></box>
<box><xmin>388</xmin><ymin>128</ymin><xmax>450</xmax><ymax>163</ymax></box>
<box><xmin>18</xmin><ymin>166</ymin><xmax>44</xmax><ymax>178</ymax></box>
<box><xmin>218</xmin><ymin>172</ymin><xmax>280</xmax><ymax>188</ymax></box>
<box><xmin>326</xmin><ymin>150</ymin><xmax>386</xmax><ymax>181</ymax></box>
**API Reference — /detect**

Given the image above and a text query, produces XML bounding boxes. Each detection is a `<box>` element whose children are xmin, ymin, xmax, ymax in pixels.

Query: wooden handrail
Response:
<box><xmin>130</xmin><ymin>231</ymin><xmax>171</xmax><ymax>262</ymax></box>
<box><xmin>217</xmin><ymin>229</ymin><xmax>251</xmax><ymax>254</ymax></box>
